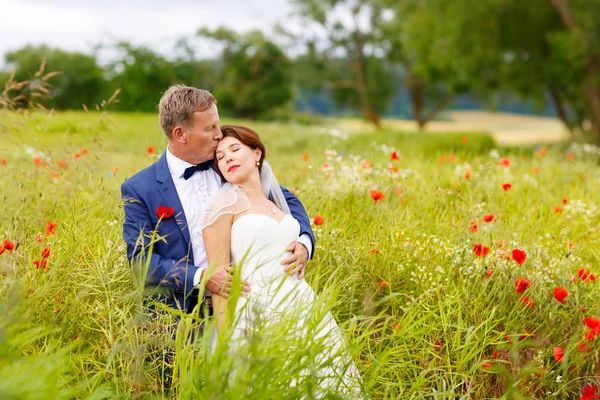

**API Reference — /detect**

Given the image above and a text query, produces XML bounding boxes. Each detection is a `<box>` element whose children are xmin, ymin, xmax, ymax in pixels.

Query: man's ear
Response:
<box><xmin>172</xmin><ymin>126</ymin><xmax>185</xmax><ymax>142</ymax></box>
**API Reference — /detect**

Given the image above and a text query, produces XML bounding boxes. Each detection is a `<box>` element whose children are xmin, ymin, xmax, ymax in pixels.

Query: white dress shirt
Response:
<box><xmin>165</xmin><ymin>148</ymin><xmax>313</xmax><ymax>288</ymax></box>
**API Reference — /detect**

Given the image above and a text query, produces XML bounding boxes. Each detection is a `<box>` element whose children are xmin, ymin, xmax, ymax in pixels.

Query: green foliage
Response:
<box><xmin>2</xmin><ymin>45</ymin><xmax>104</xmax><ymax>110</ymax></box>
<box><xmin>199</xmin><ymin>28</ymin><xmax>293</xmax><ymax>119</ymax></box>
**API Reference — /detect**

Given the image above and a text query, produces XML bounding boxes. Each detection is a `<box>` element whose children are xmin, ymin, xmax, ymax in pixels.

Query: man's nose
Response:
<box><xmin>214</xmin><ymin>127</ymin><xmax>223</xmax><ymax>141</ymax></box>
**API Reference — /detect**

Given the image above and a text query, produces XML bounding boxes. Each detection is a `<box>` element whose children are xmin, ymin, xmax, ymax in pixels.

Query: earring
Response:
<box><xmin>256</xmin><ymin>161</ymin><xmax>261</xmax><ymax>167</ymax></box>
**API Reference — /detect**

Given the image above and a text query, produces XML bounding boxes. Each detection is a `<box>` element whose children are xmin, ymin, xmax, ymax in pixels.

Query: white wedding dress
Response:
<box><xmin>199</xmin><ymin>183</ymin><xmax>363</xmax><ymax>397</ymax></box>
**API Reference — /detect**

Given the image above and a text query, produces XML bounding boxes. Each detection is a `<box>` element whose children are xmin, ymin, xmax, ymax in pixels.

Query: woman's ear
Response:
<box><xmin>254</xmin><ymin>148</ymin><xmax>262</xmax><ymax>162</ymax></box>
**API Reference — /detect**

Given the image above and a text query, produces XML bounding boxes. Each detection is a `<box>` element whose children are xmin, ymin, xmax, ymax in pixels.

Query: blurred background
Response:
<box><xmin>1</xmin><ymin>0</ymin><xmax>599</xmax><ymax>143</ymax></box>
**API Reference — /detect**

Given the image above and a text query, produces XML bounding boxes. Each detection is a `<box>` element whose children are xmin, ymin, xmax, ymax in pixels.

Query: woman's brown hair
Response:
<box><xmin>217</xmin><ymin>125</ymin><xmax>266</xmax><ymax>179</ymax></box>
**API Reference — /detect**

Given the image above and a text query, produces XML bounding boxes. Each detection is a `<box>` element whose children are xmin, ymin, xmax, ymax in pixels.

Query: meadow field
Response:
<box><xmin>1</xmin><ymin>110</ymin><xmax>600</xmax><ymax>399</ymax></box>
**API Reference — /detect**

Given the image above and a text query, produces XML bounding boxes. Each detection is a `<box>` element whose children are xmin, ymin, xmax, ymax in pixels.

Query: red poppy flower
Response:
<box><xmin>156</xmin><ymin>206</ymin><xmax>174</xmax><ymax>219</ymax></box>
<box><xmin>49</xmin><ymin>171</ymin><xmax>60</xmax><ymax>180</ymax></box>
<box><xmin>553</xmin><ymin>287</ymin><xmax>568</xmax><ymax>303</ymax></box>
<box><xmin>502</xmin><ymin>183</ymin><xmax>512</xmax><ymax>191</ymax></box>
<box><xmin>391</xmin><ymin>151</ymin><xmax>399</xmax><ymax>161</ymax></box>
<box><xmin>360</xmin><ymin>160</ymin><xmax>372</xmax><ymax>169</ymax></box>
<box><xmin>473</xmin><ymin>243</ymin><xmax>490</xmax><ymax>257</ymax></box>
<box><xmin>378</xmin><ymin>279</ymin><xmax>388</xmax><ymax>289</ymax></box>
<box><xmin>584</xmin><ymin>318</ymin><xmax>600</xmax><ymax>331</ymax></box>
<box><xmin>369</xmin><ymin>249</ymin><xmax>379</xmax><ymax>254</ymax></box>
<box><xmin>33</xmin><ymin>259</ymin><xmax>48</xmax><ymax>269</ymax></box>
<box><xmin>34</xmin><ymin>157</ymin><xmax>44</xmax><ymax>167</ymax></box>
<box><xmin>584</xmin><ymin>329</ymin><xmax>597</xmax><ymax>341</ymax></box>
<box><xmin>512</xmin><ymin>248</ymin><xmax>527</xmax><ymax>265</ymax></box>
<box><xmin>578</xmin><ymin>268</ymin><xmax>598</xmax><ymax>282</ymax></box>
<box><xmin>485</xmin><ymin>269</ymin><xmax>494</xmax><ymax>279</ymax></box>
<box><xmin>553</xmin><ymin>346</ymin><xmax>564</xmax><ymax>362</ymax></box>
<box><xmin>519</xmin><ymin>329</ymin><xmax>532</xmax><ymax>340</ymax></box>
<box><xmin>41</xmin><ymin>247</ymin><xmax>51</xmax><ymax>258</ymax></box>
<box><xmin>80</xmin><ymin>148</ymin><xmax>88</xmax><ymax>155</ymax></box>
<box><xmin>464</xmin><ymin>170</ymin><xmax>471</xmax><ymax>179</ymax></box>
<box><xmin>46</xmin><ymin>222</ymin><xmax>58</xmax><ymax>236</ymax></box>
<box><xmin>520</xmin><ymin>296</ymin><xmax>535</xmax><ymax>308</ymax></box>
<box><xmin>393</xmin><ymin>322</ymin><xmax>401</xmax><ymax>331</ymax></box>
<box><xmin>469</xmin><ymin>220</ymin><xmax>479</xmax><ymax>233</ymax></box>
<box><xmin>498</xmin><ymin>157</ymin><xmax>511</xmax><ymax>167</ymax></box>
<box><xmin>1</xmin><ymin>158</ymin><xmax>7</xmax><ymax>165</ymax></box>
<box><xmin>448</xmin><ymin>155</ymin><xmax>456</xmax><ymax>163</ymax></box>
<box><xmin>3</xmin><ymin>239</ymin><xmax>15</xmax><ymax>251</ymax></box>
<box><xmin>482</xmin><ymin>362</ymin><xmax>492</xmax><ymax>370</ymax></box>
<box><xmin>492</xmin><ymin>350</ymin><xmax>499</xmax><ymax>359</ymax></box>
<box><xmin>552</xmin><ymin>205</ymin><xmax>562</xmax><ymax>214</ymax></box>
<box><xmin>565</xmin><ymin>153</ymin><xmax>575</xmax><ymax>161</ymax></box>
<box><xmin>111</xmin><ymin>166</ymin><xmax>119</xmax><ymax>173</ymax></box>
<box><xmin>579</xmin><ymin>343</ymin><xmax>590</xmax><ymax>353</ymax></box>
<box><xmin>57</xmin><ymin>160</ymin><xmax>67</xmax><ymax>168</ymax></box>
<box><xmin>387</xmin><ymin>164</ymin><xmax>399</xmax><ymax>173</ymax></box>
<box><xmin>515</xmin><ymin>277</ymin><xmax>531</xmax><ymax>293</ymax></box>
<box><xmin>147</xmin><ymin>145</ymin><xmax>155</xmax><ymax>156</ymax></box>
<box><xmin>370</xmin><ymin>190</ymin><xmax>384</xmax><ymax>203</ymax></box>
<box><xmin>535</xmin><ymin>147</ymin><xmax>548</xmax><ymax>158</ymax></box>
<box><xmin>302</xmin><ymin>153</ymin><xmax>310</xmax><ymax>161</ymax></box>
<box><xmin>74</xmin><ymin>152</ymin><xmax>81</xmax><ymax>159</ymax></box>
<box><xmin>0</xmin><ymin>246</ymin><xmax>4</xmax><ymax>255</ymax></box>
<box><xmin>562</xmin><ymin>198</ymin><xmax>568</xmax><ymax>205</ymax></box>
<box><xmin>483</xmin><ymin>214</ymin><xmax>496</xmax><ymax>223</ymax></box>
<box><xmin>438</xmin><ymin>155</ymin><xmax>447</xmax><ymax>163</ymax></box>
<box><xmin>581</xmin><ymin>385</ymin><xmax>600</xmax><ymax>400</ymax></box>
<box><xmin>313</xmin><ymin>214</ymin><xmax>324</xmax><ymax>225</ymax></box>
<box><xmin>461</xmin><ymin>137</ymin><xmax>468</xmax><ymax>144</ymax></box>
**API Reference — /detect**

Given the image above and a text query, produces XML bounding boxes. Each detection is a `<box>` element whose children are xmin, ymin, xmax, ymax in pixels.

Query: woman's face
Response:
<box><xmin>216</xmin><ymin>136</ymin><xmax>261</xmax><ymax>184</ymax></box>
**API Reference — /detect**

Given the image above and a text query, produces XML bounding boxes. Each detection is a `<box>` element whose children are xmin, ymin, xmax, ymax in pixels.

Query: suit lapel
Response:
<box><xmin>155</xmin><ymin>153</ymin><xmax>192</xmax><ymax>255</ymax></box>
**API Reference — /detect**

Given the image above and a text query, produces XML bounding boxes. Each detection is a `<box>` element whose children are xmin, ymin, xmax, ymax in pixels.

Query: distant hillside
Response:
<box><xmin>294</xmin><ymin>88</ymin><xmax>558</xmax><ymax>119</ymax></box>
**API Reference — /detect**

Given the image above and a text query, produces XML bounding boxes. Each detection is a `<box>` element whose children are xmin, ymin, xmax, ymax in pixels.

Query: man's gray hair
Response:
<box><xmin>158</xmin><ymin>85</ymin><xmax>216</xmax><ymax>138</ymax></box>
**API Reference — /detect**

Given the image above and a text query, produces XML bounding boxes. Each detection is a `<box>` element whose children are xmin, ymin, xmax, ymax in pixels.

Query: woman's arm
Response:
<box><xmin>202</xmin><ymin>213</ymin><xmax>234</xmax><ymax>333</ymax></box>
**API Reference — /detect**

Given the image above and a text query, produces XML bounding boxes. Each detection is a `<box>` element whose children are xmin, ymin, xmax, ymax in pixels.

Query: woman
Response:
<box><xmin>198</xmin><ymin>125</ymin><xmax>362</xmax><ymax>396</ymax></box>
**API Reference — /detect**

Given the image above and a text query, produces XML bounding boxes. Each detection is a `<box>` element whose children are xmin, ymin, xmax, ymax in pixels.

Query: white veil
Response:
<box><xmin>199</xmin><ymin>159</ymin><xmax>289</xmax><ymax>232</ymax></box>
<box><xmin>260</xmin><ymin>159</ymin><xmax>291</xmax><ymax>215</ymax></box>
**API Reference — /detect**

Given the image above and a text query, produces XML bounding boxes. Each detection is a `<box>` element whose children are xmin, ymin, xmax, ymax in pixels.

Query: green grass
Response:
<box><xmin>1</xmin><ymin>110</ymin><xmax>599</xmax><ymax>399</ymax></box>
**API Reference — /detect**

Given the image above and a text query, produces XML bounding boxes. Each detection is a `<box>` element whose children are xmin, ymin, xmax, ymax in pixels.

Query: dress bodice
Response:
<box><xmin>230</xmin><ymin>213</ymin><xmax>300</xmax><ymax>284</ymax></box>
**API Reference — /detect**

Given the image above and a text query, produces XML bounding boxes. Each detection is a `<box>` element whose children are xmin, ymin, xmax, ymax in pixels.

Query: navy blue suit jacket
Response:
<box><xmin>121</xmin><ymin>152</ymin><xmax>315</xmax><ymax>313</ymax></box>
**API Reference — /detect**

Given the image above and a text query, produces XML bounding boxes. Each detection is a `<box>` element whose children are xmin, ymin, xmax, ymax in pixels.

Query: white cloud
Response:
<box><xmin>0</xmin><ymin>0</ymin><xmax>293</xmax><ymax>66</ymax></box>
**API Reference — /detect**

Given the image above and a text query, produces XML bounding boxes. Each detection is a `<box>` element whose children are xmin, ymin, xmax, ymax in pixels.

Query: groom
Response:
<box><xmin>121</xmin><ymin>85</ymin><xmax>315</xmax><ymax>313</ymax></box>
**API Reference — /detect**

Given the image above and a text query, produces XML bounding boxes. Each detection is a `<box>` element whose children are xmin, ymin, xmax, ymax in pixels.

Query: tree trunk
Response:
<box><xmin>583</xmin><ymin>63</ymin><xmax>600</xmax><ymax>138</ymax></box>
<box><xmin>352</xmin><ymin>30</ymin><xmax>381</xmax><ymax>128</ymax></box>
<box><xmin>406</xmin><ymin>75</ymin><xmax>426</xmax><ymax>129</ymax></box>
<box><xmin>548</xmin><ymin>86</ymin><xmax>571</xmax><ymax>132</ymax></box>
<box><xmin>550</xmin><ymin>0</ymin><xmax>600</xmax><ymax>141</ymax></box>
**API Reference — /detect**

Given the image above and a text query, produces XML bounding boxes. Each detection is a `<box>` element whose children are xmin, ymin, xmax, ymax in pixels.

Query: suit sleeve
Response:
<box><xmin>280</xmin><ymin>185</ymin><xmax>316</xmax><ymax>259</ymax></box>
<box><xmin>121</xmin><ymin>180</ymin><xmax>199</xmax><ymax>297</ymax></box>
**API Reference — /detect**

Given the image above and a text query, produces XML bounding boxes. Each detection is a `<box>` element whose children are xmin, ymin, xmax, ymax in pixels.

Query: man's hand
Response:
<box><xmin>203</xmin><ymin>266</ymin><xmax>251</xmax><ymax>298</ymax></box>
<box><xmin>282</xmin><ymin>241</ymin><xmax>309</xmax><ymax>280</ymax></box>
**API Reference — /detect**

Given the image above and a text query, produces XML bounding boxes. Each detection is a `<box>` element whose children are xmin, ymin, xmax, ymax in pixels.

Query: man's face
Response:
<box><xmin>182</xmin><ymin>103</ymin><xmax>222</xmax><ymax>163</ymax></box>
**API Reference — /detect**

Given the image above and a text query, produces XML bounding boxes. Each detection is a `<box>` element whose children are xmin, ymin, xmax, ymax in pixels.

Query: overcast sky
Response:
<box><xmin>0</xmin><ymin>0</ymin><xmax>294</xmax><ymax>64</ymax></box>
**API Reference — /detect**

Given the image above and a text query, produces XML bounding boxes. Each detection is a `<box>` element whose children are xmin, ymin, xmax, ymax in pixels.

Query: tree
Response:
<box><xmin>197</xmin><ymin>27</ymin><xmax>293</xmax><ymax>119</ymax></box>
<box><xmin>103</xmin><ymin>42</ymin><xmax>174</xmax><ymax>112</ymax></box>
<box><xmin>2</xmin><ymin>45</ymin><xmax>105</xmax><ymax>110</ymax></box>
<box><xmin>549</xmin><ymin>0</ymin><xmax>600</xmax><ymax>138</ymax></box>
<box><xmin>288</xmin><ymin>0</ymin><xmax>396</xmax><ymax>128</ymax></box>
<box><xmin>378</xmin><ymin>0</ymin><xmax>472</xmax><ymax>129</ymax></box>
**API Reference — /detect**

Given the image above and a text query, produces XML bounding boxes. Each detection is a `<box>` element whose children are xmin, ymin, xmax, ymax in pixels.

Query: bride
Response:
<box><xmin>197</xmin><ymin>125</ymin><xmax>363</xmax><ymax>396</ymax></box>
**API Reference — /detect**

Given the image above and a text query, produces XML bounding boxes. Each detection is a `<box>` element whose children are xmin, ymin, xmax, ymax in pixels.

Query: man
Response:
<box><xmin>121</xmin><ymin>85</ymin><xmax>315</xmax><ymax>314</ymax></box>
